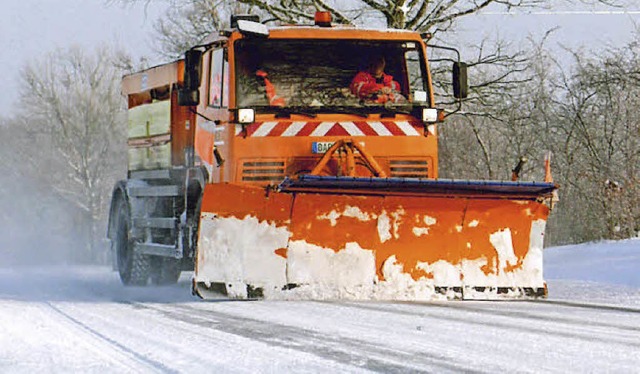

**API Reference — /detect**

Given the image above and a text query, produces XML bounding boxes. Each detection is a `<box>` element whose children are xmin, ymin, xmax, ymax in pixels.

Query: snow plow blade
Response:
<box><xmin>193</xmin><ymin>176</ymin><xmax>557</xmax><ymax>300</ymax></box>
<box><xmin>280</xmin><ymin>175</ymin><xmax>557</xmax><ymax>199</ymax></box>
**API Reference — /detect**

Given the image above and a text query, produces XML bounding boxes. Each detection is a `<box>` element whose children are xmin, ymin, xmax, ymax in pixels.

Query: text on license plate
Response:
<box><xmin>312</xmin><ymin>142</ymin><xmax>334</xmax><ymax>154</ymax></box>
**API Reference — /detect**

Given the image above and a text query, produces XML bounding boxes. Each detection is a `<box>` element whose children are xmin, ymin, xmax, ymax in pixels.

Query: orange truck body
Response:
<box><xmin>111</xmin><ymin>17</ymin><xmax>557</xmax><ymax>299</ymax></box>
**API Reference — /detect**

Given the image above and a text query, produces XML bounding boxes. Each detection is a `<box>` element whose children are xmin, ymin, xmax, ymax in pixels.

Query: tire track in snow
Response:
<box><xmin>528</xmin><ymin>299</ymin><xmax>640</xmax><ymax>314</ymax></box>
<box><xmin>117</xmin><ymin>301</ymin><xmax>380</xmax><ymax>373</ymax></box>
<box><xmin>60</xmin><ymin>299</ymin><xmax>323</xmax><ymax>372</ymax></box>
<box><xmin>325</xmin><ymin>301</ymin><xmax>640</xmax><ymax>349</ymax></box>
<box><xmin>44</xmin><ymin>302</ymin><xmax>178</xmax><ymax>373</ymax></box>
<box><xmin>409</xmin><ymin>301</ymin><xmax>640</xmax><ymax>333</ymax></box>
<box><xmin>136</xmin><ymin>302</ymin><xmax>483</xmax><ymax>374</ymax></box>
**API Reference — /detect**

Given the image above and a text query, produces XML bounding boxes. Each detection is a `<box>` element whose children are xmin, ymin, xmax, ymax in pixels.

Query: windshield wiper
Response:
<box><xmin>313</xmin><ymin>106</ymin><xmax>368</xmax><ymax>118</ymax></box>
<box><xmin>375</xmin><ymin>103</ymin><xmax>414</xmax><ymax>117</ymax></box>
<box><xmin>253</xmin><ymin>104</ymin><xmax>412</xmax><ymax>119</ymax></box>
<box><xmin>249</xmin><ymin>105</ymin><xmax>317</xmax><ymax>118</ymax></box>
<box><xmin>273</xmin><ymin>107</ymin><xmax>317</xmax><ymax>119</ymax></box>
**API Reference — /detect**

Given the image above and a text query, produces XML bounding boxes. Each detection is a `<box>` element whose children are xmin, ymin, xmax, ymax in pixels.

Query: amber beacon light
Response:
<box><xmin>314</xmin><ymin>11</ymin><xmax>332</xmax><ymax>27</ymax></box>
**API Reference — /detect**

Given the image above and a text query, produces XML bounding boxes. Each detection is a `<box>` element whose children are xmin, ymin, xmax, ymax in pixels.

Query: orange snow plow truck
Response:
<box><xmin>107</xmin><ymin>13</ymin><xmax>557</xmax><ymax>300</ymax></box>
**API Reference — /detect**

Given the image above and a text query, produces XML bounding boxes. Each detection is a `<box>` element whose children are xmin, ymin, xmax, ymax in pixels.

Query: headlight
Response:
<box><xmin>238</xmin><ymin>108</ymin><xmax>255</xmax><ymax>124</ymax></box>
<box><xmin>422</xmin><ymin>108</ymin><xmax>439</xmax><ymax>123</ymax></box>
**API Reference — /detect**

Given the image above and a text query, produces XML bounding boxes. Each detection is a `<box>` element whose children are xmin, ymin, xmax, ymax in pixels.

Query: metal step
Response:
<box><xmin>129</xmin><ymin>185</ymin><xmax>181</xmax><ymax>197</ymax></box>
<box><xmin>134</xmin><ymin>243</ymin><xmax>182</xmax><ymax>258</ymax></box>
<box><xmin>130</xmin><ymin>169</ymin><xmax>172</xmax><ymax>180</ymax></box>
<box><xmin>132</xmin><ymin>217</ymin><xmax>177</xmax><ymax>229</ymax></box>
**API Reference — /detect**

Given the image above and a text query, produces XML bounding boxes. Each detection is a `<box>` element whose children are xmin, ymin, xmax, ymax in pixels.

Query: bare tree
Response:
<box><xmin>152</xmin><ymin>1</ymin><xmax>258</xmax><ymax>58</ymax></box>
<box><xmin>111</xmin><ymin>0</ymin><xmax>262</xmax><ymax>59</ymax></box>
<box><xmin>436</xmin><ymin>34</ymin><xmax>548</xmax><ymax>179</ymax></box>
<box><xmin>441</xmin><ymin>30</ymin><xmax>640</xmax><ymax>244</ymax></box>
<box><xmin>113</xmin><ymin>0</ymin><xmax>619</xmax><ymax>57</ymax></box>
<box><xmin>227</xmin><ymin>0</ymin><xmax>547</xmax><ymax>32</ymax></box>
<box><xmin>17</xmin><ymin>45</ymin><xmax>128</xmax><ymax>262</ymax></box>
<box><xmin>549</xmin><ymin>40</ymin><xmax>640</xmax><ymax>241</ymax></box>
<box><xmin>0</xmin><ymin>116</ymin><xmax>87</xmax><ymax>264</ymax></box>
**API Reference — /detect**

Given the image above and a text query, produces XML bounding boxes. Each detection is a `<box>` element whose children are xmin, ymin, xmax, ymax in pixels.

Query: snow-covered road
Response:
<box><xmin>1</xmin><ymin>239</ymin><xmax>639</xmax><ymax>373</ymax></box>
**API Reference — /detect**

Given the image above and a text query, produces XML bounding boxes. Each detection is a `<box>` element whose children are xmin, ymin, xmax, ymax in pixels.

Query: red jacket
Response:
<box><xmin>350</xmin><ymin>71</ymin><xmax>401</xmax><ymax>100</ymax></box>
<box><xmin>256</xmin><ymin>70</ymin><xmax>285</xmax><ymax>106</ymax></box>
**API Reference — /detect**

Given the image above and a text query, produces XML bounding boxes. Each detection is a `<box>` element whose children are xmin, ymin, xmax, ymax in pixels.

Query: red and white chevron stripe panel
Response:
<box><xmin>235</xmin><ymin>121</ymin><xmax>423</xmax><ymax>137</ymax></box>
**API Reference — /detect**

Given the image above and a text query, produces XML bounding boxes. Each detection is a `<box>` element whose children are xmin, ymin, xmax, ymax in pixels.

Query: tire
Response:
<box><xmin>114</xmin><ymin>197</ymin><xmax>151</xmax><ymax>286</ymax></box>
<box><xmin>150</xmin><ymin>257</ymin><xmax>181</xmax><ymax>285</ymax></box>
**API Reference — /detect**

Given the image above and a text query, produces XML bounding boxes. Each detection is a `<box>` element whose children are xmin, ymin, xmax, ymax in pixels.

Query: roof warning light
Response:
<box><xmin>314</xmin><ymin>11</ymin><xmax>332</xmax><ymax>27</ymax></box>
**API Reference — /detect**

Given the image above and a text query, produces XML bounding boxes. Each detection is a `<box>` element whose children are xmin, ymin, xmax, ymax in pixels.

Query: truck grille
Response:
<box><xmin>241</xmin><ymin>161</ymin><xmax>286</xmax><ymax>182</ymax></box>
<box><xmin>389</xmin><ymin>159</ymin><xmax>429</xmax><ymax>178</ymax></box>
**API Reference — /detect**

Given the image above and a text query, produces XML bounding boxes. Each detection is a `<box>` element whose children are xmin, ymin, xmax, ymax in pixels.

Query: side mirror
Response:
<box><xmin>178</xmin><ymin>49</ymin><xmax>203</xmax><ymax>106</ymax></box>
<box><xmin>452</xmin><ymin>62</ymin><xmax>468</xmax><ymax>99</ymax></box>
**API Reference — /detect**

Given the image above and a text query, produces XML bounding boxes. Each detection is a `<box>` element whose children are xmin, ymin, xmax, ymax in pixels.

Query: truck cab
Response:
<box><xmin>186</xmin><ymin>15</ymin><xmax>443</xmax><ymax>186</ymax></box>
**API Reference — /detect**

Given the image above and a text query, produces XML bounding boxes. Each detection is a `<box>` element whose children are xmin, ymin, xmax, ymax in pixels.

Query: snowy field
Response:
<box><xmin>0</xmin><ymin>238</ymin><xmax>639</xmax><ymax>373</ymax></box>
<box><xmin>545</xmin><ymin>238</ymin><xmax>640</xmax><ymax>306</ymax></box>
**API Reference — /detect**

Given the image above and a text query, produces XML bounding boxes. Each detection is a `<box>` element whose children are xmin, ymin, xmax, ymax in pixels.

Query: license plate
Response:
<box><xmin>312</xmin><ymin>142</ymin><xmax>334</xmax><ymax>154</ymax></box>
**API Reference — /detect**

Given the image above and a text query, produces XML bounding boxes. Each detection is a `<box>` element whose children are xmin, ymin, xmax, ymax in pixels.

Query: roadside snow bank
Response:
<box><xmin>544</xmin><ymin>238</ymin><xmax>640</xmax><ymax>306</ymax></box>
<box><xmin>545</xmin><ymin>238</ymin><xmax>640</xmax><ymax>287</ymax></box>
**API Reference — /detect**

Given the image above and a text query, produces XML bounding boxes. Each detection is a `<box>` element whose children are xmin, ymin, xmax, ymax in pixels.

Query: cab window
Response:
<box><xmin>209</xmin><ymin>48</ymin><xmax>228</xmax><ymax>107</ymax></box>
<box><xmin>234</xmin><ymin>39</ymin><xmax>429</xmax><ymax>110</ymax></box>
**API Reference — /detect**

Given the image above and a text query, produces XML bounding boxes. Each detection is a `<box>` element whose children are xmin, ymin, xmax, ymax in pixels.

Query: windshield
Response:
<box><xmin>234</xmin><ymin>39</ymin><xmax>429</xmax><ymax>113</ymax></box>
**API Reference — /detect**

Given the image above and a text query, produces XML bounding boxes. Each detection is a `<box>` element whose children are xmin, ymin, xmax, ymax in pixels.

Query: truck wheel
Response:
<box><xmin>114</xmin><ymin>197</ymin><xmax>151</xmax><ymax>286</ymax></box>
<box><xmin>150</xmin><ymin>257</ymin><xmax>181</xmax><ymax>285</ymax></box>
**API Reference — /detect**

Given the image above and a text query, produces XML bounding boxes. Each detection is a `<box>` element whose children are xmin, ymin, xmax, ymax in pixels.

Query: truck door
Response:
<box><xmin>195</xmin><ymin>46</ymin><xmax>230</xmax><ymax>182</ymax></box>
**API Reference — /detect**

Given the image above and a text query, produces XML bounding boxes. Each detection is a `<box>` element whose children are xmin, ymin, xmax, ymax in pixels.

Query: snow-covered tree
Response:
<box><xmin>17</xmin><ymin>45</ymin><xmax>128</xmax><ymax>262</ymax></box>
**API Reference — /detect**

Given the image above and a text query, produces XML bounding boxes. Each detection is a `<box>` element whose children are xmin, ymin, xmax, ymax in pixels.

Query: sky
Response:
<box><xmin>461</xmin><ymin>9</ymin><xmax>640</xmax><ymax>59</ymax></box>
<box><xmin>0</xmin><ymin>0</ymin><xmax>167</xmax><ymax>114</ymax></box>
<box><xmin>1</xmin><ymin>1</ymin><xmax>639</xmax><ymax>115</ymax></box>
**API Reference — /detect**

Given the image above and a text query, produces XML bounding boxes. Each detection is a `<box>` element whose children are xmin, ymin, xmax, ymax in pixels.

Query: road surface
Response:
<box><xmin>1</xmin><ymin>266</ymin><xmax>639</xmax><ymax>373</ymax></box>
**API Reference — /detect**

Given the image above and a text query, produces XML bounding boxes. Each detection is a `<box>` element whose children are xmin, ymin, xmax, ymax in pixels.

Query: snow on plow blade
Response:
<box><xmin>193</xmin><ymin>176</ymin><xmax>557</xmax><ymax>300</ymax></box>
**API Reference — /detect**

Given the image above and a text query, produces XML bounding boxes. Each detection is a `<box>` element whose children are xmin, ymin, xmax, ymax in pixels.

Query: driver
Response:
<box><xmin>235</xmin><ymin>48</ymin><xmax>285</xmax><ymax>107</ymax></box>
<box><xmin>350</xmin><ymin>54</ymin><xmax>403</xmax><ymax>103</ymax></box>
